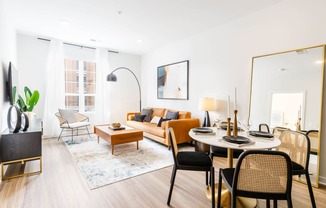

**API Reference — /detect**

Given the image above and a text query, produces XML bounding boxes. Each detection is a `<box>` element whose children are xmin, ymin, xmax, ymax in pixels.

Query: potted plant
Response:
<box><xmin>17</xmin><ymin>86</ymin><xmax>40</xmax><ymax>119</ymax></box>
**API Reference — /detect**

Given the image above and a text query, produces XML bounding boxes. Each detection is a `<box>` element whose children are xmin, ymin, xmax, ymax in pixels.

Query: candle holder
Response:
<box><xmin>233</xmin><ymin>110</ymin><xmax>238</xmax><ymax>137</ymax></box>
<box><xmin>226</xmin><ymin>117</ymin><xmax>231</xmax><ymax>136</ymax></box>
<box><xmin>296</xmin><ymin>117</ymin><xmax>302</xmax><ymax>131</ymax></box>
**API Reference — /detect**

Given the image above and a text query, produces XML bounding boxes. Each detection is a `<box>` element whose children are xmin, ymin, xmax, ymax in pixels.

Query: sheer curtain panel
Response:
<box><xmin>95</xmin><ymin>48</ymin><xmax>111</xmax><ymax>124</ymax></box>
<box><xmin>43</xmin><ymin>39</ymin><xmax>65</xmax><ymax>137</ymax></box>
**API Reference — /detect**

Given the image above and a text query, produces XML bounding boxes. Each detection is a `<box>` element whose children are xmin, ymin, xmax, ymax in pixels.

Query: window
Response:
<box><xmin>64</xmin><ymin>59</ymin><xmax>96</xmax><ymax>112</ymax></box>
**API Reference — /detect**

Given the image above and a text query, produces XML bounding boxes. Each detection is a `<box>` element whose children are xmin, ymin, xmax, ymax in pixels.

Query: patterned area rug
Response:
<box><xmin>62</xmin><ymin>135</ymin><xmax>192</xmax><ymax>190</ymax></box>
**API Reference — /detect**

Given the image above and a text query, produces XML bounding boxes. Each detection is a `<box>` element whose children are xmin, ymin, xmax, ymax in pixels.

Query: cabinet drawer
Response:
<box><xmin>1</xmin><ymin>132</ymin><xmax>42</xmax><ymax>162</ymax></box>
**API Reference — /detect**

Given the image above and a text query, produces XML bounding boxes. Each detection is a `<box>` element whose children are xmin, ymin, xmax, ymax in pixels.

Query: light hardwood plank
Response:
<box><xmin>0</xmin><ymin>138</ymin><xmax>325</xmax><ymax>208</ymax></box>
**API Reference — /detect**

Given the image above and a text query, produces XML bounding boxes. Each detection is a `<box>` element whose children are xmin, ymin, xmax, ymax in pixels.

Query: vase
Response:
<box><xmin>26</xmin><ymin>112</ymin><xmax>36</xmax><ymax>120</ymax></box>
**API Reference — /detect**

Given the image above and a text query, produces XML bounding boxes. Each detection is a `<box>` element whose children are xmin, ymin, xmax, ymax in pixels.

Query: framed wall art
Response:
<box><xmin>157</xmin><ymin>60</ymin><xmax>189</xmax><ymax>100</ymax></box>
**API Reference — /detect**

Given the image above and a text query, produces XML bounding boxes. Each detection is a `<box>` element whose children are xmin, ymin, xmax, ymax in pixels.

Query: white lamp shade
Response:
<box><xmin>199</xmin><ymin>97</ymin><xmax>215</xmax><ymax>111</ymax></box>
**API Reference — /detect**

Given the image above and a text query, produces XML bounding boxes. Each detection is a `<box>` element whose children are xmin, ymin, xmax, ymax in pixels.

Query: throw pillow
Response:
<box><xmin>141</xmin><ymin>108</ymin><xmax>153</xmax><ymax>122</ymax></box>
<box><xmin>150</xmin><ymin>116</ymin><xmax>161</xmax><ymax>125</ymax></box>
<box><xmin>166</xmin><ymin>110</ymin><xmax>179</xmax><ymax>120</ymax></box>
<box><xmin>157</xmin><ymin>118</ymin><xmax>171</xmax><ymax>127</ymax></box>
<box><xmin>133</xmin><ymin>114</ymin><xmax>146</xmax><ymax>122</ymax></box>
<box><xmin>59</xmin><ymin>109</ymin><xmax>77</xmax><ymax>123</ymax></box>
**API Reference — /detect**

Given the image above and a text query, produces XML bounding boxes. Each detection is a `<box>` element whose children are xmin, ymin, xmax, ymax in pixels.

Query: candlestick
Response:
<box><xmin>234</xmin><ymin>87</ymin><xmax>237</xmax><ymax>110</ymax></box>
<box><xmin>296</xmin><ymin>117</ymin><xmax>302</xmax><ymax>131</ymax></box>
<box><xmin>227</xmin><ymin>96</ymin><xmax>230</xmax><ymax>118</ymax></box>
<box><xmin>298</xmin><ymin>105</ymin><xmax>301</xmax><ymax>118</ymax></box>
<box><xmin>233</xmin><ymin>110</ymin><xmax>238</xmax><ymax>137</ymax></box>
<box><xmin>227</xmin><ymin>117</ymin><xmax>231</xmax><ymax>136</ymax></box>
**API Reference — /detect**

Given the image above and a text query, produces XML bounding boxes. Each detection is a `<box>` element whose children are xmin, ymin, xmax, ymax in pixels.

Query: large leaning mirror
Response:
<box><xmin>249</xmin><ymin>45</ymin><xmax>325</xmax><ymax>187</ymax></box>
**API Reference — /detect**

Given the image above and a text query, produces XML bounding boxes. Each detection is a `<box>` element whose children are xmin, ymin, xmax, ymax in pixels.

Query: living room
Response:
<box><xmin>1</xmin><ymin>0</ymin><xmax>326</xmax><ymax>207</ymax></box>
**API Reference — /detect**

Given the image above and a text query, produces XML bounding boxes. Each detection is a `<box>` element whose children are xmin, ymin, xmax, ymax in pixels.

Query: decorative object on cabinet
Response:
<box><xmin>20</xmin><ymin>112</ymin><xmax>29</xmax><ymax>131</ymax></box>
<box><xmin>7</xmin><ymin>105</ymin><xmax>22</xmax><ymax>133</ymax></box>
<box><xmin>157</xmin><ymin>60</ymin><xmax>189</xmax><ymax>100</ymax></box>
<box><xmin>17</xmin><ymin>86</ymin><xmax>40</xmax><ymax>113</ymax></box>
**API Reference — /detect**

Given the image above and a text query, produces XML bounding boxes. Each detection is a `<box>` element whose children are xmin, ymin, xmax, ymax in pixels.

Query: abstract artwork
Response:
<box><xmin>157</xmin><ymin>60</ymin><xmax>189</xmax><ymax>100</ymax></box>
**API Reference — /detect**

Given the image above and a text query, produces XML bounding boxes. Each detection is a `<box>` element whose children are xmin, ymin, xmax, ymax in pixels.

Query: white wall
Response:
<box><xmin>17</xmin><ymin>34</ymin><xmax>49</xmax><ymax>119</ymax></box>
<box><xmin>108</xmin><ymin>52</ymin><xmax>142</xmax><ymax>123</ymax></box>
<box><xmin>0</xmin><ymin>0</ymin><xmax>17</xmax><ymax>133</ymax></box>
<box><xmin>17</xmin><ymin>34</ymin><xmax>141</xmax><ymax>128</ymax></box>
<box><xmin>142</xmin><ymin>0</ymin><xmax>326</xmax><ymax>183</ymax></box>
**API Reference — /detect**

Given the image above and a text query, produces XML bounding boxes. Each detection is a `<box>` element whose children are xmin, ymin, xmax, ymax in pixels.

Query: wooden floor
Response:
<box><xmin>0</xmin><ymin>137</ymin><xmax>325</xmax><ymax>208</ymax></box>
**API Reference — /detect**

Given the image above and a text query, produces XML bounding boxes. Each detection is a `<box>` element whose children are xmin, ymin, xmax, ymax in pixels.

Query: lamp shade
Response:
<box><xmin>107</xmin><ymin>73</ymin><xmax>117</xmax><ymax>82</ymax></box>
<box><xmin>199</xmin><ymin>97</ymin><xmax>215</xmax><ymax>111</ymax></box>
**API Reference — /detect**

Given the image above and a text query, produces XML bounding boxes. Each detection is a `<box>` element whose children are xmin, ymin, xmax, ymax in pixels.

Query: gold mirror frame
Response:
<box><xmin>248</xmin><ymin>45</ymin><xmax>325</xmax><ymax>188</ymax></box>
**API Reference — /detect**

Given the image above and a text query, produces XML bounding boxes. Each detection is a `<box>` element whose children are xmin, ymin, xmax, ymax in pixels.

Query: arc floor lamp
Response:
<box><xmin>107</xmin><ymin>67</ymin><xmax>142</xmax><ymax>112</ymax></box>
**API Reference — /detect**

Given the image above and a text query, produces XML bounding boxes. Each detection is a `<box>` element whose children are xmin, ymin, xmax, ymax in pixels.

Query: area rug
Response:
<box><xmin>62</xmin><ymin>135</ymin><xmax>192</xmax><ymax>190</ymax></box>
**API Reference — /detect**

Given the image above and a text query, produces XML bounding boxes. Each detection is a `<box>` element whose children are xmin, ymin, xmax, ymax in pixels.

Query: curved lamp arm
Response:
<box><xmin>107</xmin><ymin>67</ymin><xmax>142</xmax><ymax>112</ymax></box>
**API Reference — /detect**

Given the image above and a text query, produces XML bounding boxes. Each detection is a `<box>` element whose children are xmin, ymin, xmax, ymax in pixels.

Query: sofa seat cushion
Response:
<box><xmin>126</xmin><ymin>121</ymin><xmax>165</xmax><ymax>138</ymax></box>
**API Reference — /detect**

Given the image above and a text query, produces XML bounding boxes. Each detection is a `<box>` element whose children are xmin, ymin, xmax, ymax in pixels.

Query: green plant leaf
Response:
<box><xmin>24</xmin><ymin>86</ymin><xmax>32</xmax><ymax>105</ymax></box>
<box><xmin>17</xmin><ymin>86</ymin><xmax>40</xmax><ymax>112</ymax></box>
<box><xmin>17</xmin><ymin>95</ymin><xmax>27</xmax><ymax>112</ymax></box>
<box><xmin>27</xmin><ymin>90</ymin><xmax>40</xmax><ymax>112</ymax></box>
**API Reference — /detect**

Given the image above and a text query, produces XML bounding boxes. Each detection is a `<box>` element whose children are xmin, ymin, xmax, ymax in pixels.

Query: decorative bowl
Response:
<box><xmin>112</xmin><ymin>122</ymin><xmax>121</xmax><ymax>128</ymax></box>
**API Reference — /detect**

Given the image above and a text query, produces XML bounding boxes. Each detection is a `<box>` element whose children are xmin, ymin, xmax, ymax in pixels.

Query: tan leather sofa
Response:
<box><xmin>126</xmin><ymin>108</ymin><xmax>200</xmax><ymax>148</ymax></box>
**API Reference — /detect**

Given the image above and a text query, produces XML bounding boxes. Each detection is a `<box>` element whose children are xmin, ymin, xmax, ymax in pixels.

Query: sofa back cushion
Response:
<box><xmin>165</xmin><ymin>109</ymin><xmax>191</xmax><ymax>119</ymax></box>
<box><xmin>151</xmin><ymin>108</ymin><xmax>166</xmax><ymax>118</ymax></box>
<box><xmin>141</xmin><ymin>108</ymin><xmax>153</xmax><ymax>122</ymax></box>
<box><xmin>178</xmin><ymin>111</ymin><xmax>191</xmax><ymax>119</ymax></box>
<box><xmin>166</xmin><ymin>110</ymin><xmax>179</xmax><ymax>120</ymax></box>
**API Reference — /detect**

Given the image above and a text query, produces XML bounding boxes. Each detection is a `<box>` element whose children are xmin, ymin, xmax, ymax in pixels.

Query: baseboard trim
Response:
<box><xmin>318</xmin><ymin>176</ymin><xmax>326</xmax><ymax>185</ymax></box>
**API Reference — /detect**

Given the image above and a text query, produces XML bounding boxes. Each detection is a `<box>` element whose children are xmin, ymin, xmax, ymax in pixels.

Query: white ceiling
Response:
<box><xmin>6</xmin><ymin>0</ymin><xmax>284</xmax><ymax>55</ymax></box>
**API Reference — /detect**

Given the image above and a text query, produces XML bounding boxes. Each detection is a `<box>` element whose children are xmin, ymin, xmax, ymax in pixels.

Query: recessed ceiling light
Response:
<box><xmin>60</xmin><ymin>20</ymin><xmax>70</xmax><ymax>25</ymax></box>
<box><xmin>315</xmin><ymin>60</ymin><xmax>323</xmax><ymax>64</ymax></box>
<box><xmin>137</xmin><ymin>39</ymin><xmax>144</xmax><ymax>43</ymax></box>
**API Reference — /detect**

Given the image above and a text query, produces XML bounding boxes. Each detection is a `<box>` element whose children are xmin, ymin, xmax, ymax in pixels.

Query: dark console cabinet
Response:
<box><xmin>1</xmin><ymin>119</ymin><xmax>42</xmax><ymax>180</ymax></box>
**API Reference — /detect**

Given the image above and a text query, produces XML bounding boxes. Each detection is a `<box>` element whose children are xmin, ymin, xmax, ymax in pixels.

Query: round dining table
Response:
<box><xmin>189</xmin><ymin>127</ymin><xmax>281</xmax><ymax>208</ymax></box>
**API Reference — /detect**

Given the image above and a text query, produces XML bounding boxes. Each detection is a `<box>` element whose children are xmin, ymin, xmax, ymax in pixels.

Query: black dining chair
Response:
<box><xmin>217</xmin><ymin>150</ymin><xmax>293</xmax><ymax>208</ymax></box>
<box><xmin>259</xmin><ymin>123</ymin><xmax>270</xmax><ymax>133</ymax></box>
<box><xmin>276</xmin><ymin>130</ymin><xmax>316</xmax><ymax>208</ymax></box>
<box><xmin>167</xmin><ymin>127</ymin><xmax>215</xmax><ymax>208</ymax></box>
<box><xmin>272</xmin><ymin>126</ymin><xmax>290</xmax><ymax>139</ymax></box>
<box><xmin>306</xmin><ymin>130</ymin><xmax>319</xmax><ymax>155</ymax></box>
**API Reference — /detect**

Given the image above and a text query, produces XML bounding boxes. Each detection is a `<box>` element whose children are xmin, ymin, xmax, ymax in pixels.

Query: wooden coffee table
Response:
<box><xmin>94</xmin><ymin>124</ymin><xmax>143</xmax><ymax>155</ymax></box>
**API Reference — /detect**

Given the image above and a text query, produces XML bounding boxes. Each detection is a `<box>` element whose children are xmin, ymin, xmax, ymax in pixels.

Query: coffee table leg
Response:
<box><xmin>136</xmin><ymin>141</ymin><xmax>139</xmax><ymax>150</ymax></box>
<box><xmin>97</xmin><ymin>136</ymin><xmax>99</xmax><ymax>143</ymax></box>
<box><xmin>112</xmin><ymin>145</ymin><xmax>114</xmax><ymax>155</ymax></box>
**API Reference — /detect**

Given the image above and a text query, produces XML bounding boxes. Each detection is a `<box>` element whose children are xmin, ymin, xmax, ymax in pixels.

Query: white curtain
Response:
<box><xmin>43</xmin><ymin>39</ymin><xmax>65</xmax><ymax>137</ymax></box>
<box><xmin>95</xmin><ymin>48</ymin><xmax>111</xmax><ymax>123</ymax></box>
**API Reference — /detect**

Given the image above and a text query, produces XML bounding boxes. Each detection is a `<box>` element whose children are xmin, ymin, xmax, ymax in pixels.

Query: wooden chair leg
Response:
<box><xmin>217</xmin><ymin>169</ymin><xmax>222</xmax><ymax>208</ymax></box>
<box><xmin>57</xmin><ymin>129</ymin><xmax>64</xmax><ymax>141</ymax></box>
<box><xmin>273</xmin><ymin>199</ymin><xmax>277</xmax><ymax>208</ymax></box>
<box><xmin>170</xmin><ymin>166</ymin><xmax>176</xmax><ymax>183</ymax></box>
<box><xmin>305</xmin><ymin>172</ymin><xmax>316</xmax><ymax>208</ymax></box>
<box><xmin>86</xmin><ymin>126</ymin><xmax>91</xmax><ymax>138</ymax></box>
<box><xmin>211</xmin><ymin>167</ymin><xmax>215</xmax><ymax>208</ymax></box>
<box><xmin>206</xmin><ymin>171</ymin><xmax>208</xmax><ymax>185</ymax></box>
<box><xmin>167</xmin><ymin>167</ymin><xmax>177</xmax><ymax>205</ymax></box>
<box><xmin>266</xmin><ymin>199</ymin><xmax>270</xmax><ymax>208</ymax></box>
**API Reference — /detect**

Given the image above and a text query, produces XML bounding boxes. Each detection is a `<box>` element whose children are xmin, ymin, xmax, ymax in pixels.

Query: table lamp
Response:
<box><xmin>199</xmin><ymin>97</ymin><xmax>215</xmax><ymax>127</ymax></box>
